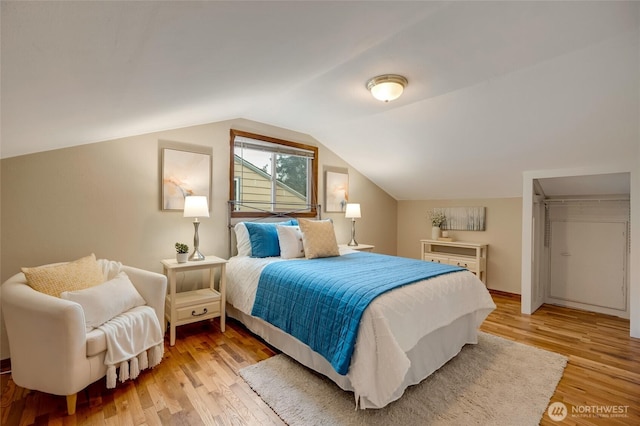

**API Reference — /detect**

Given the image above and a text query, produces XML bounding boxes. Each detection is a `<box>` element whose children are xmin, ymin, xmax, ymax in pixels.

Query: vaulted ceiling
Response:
<box><xmin>2</xmin><ymin>1</ymin><xmax>638</xmax><ymax>199</ymax></box>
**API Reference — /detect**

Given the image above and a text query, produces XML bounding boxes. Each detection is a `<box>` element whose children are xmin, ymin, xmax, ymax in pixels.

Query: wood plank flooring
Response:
<box><xmin>1</xmin><ymin>291</ymin><xmax>638</xmax><ymax>425</ymax></box>
<box><xmin>482</xmin><ymin>292</ymin><xmax>640</xmax><ymax>426</ymax></box>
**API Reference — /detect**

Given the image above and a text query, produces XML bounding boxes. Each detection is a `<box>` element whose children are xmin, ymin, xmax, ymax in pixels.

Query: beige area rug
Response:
<box><xmin>239</xmin><ymin>332</ymin><xmax>568</xmax><ymax>426</ymax></box>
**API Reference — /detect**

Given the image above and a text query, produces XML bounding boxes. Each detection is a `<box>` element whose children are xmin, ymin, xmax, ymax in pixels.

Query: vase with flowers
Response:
<box><xmin>429</xmin><ymin>210</ymin><xmax>446</xmax><ymax>240</ymax></box>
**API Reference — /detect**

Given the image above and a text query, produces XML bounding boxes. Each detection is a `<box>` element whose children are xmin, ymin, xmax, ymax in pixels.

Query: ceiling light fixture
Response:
<box><xmin>366</xmin><ymin>74</ymin><xmax>408</xmax><ymax>102</ymax></box>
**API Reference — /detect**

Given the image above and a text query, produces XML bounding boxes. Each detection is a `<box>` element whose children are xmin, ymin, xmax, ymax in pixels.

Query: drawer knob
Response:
<box><xmin>191</xmin><ymin>308</ymin><xmax>208</xmax><ymax>317</ymax></box>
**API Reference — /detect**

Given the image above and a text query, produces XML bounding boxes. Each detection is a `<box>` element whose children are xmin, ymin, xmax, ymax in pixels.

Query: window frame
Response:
<box><xmin>229</xmin><ymin>129</ymin><xmax>318</xmax><ymax>218</ymax></box>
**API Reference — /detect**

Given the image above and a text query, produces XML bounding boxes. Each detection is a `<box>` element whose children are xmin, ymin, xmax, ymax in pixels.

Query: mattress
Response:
<box><xmin>226</xmin><ymin>248</ymin><xmax>496</xmax><ymax>408</ymax></box>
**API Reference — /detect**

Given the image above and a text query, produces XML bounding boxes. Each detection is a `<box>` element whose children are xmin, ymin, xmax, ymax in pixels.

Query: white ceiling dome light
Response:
<box><xmin>366</xmin><ymin>74</ymin><xmax>408</xmax><ymax>102</ymax></box>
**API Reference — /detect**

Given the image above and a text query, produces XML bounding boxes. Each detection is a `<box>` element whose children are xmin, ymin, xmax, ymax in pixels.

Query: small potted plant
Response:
<box><xmin>175</xmin><ymin>242</ymin><xmax>189</xmax><ymax>263</ymax></box>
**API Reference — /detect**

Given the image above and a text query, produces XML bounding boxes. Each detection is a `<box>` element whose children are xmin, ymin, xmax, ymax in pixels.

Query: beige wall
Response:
<box><xmin>397</xmin><ymin>198</ymin><xmax>522</xmax><ymax>294</ymax></box>
<box><xmin>0</xmin><ymin>118</ymin><xmax>397</xmax><ymax>360</ymax></box>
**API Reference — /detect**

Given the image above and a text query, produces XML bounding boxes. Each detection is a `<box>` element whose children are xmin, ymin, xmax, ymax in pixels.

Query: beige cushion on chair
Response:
<box><xmin>86</xmin><ymin>329</ymin><xmax>108</xmax><ymax>357</ymax></box>
<box><xmin>22</xmin><ymin>253</ymin><xmax>104</xmax><ymax>297</ymax></box>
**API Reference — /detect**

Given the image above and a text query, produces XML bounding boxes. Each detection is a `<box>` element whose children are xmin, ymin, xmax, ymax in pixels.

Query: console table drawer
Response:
<box><xmin>424</xmin><ymin>254</ymin><xmax>449</xmax><ymax>264</ymax></box>
<box><xmin>449</xmin><ymin>258</ymin><xmax>477</xmax><ymax>271</ymax></box>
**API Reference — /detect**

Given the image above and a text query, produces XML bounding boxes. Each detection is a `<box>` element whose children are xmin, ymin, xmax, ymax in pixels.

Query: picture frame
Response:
<box><xmin>324</xmin><ymin>168</ymin><xmax>349</xmax><ymax>212</ymax></box>
<box><xmin>161</xmin><ymin>145</ymin><xmax>212</xmax><ymax>211</ymax></box>
<box><xmin>433</xmin><ymin>206</ymin><xmax>486</xmax><ymax>231</ymax></box>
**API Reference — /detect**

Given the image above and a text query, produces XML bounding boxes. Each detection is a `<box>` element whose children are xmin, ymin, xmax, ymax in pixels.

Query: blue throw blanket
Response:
<box><xmin>251</xmin><ymin>252</ymin><xmax>464</xmax><ymax>375</ymax></box>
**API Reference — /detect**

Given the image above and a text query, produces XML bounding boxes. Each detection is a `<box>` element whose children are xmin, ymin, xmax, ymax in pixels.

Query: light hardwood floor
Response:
<box><xmin>1</xmin><ymin>291</ymin><xmax>639</xmax><ymax>425</ymax></box>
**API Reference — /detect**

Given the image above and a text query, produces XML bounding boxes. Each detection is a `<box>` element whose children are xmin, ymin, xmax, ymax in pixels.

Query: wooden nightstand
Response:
<box><xmin>161</xmin><ymin>255</ymin><xmax>227</xmax><ymax>346</ymax></box>
<box><xmin>339</xmin><ymin>243</ymin><xmax>375</xmax><ymax>252</ymax></box>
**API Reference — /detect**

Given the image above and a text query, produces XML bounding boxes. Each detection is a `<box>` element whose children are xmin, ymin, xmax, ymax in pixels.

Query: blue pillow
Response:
<box><xmin>245</xmin><ymin>220</ymin><xmax>297</xmax><ymax>258</ymax></box>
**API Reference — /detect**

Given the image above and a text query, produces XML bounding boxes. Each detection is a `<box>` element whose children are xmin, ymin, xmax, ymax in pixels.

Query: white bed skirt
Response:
<box><xmin>227</xmin><ymin>303</ymin><xmax>483</xmax><ymax>409</ymax></box>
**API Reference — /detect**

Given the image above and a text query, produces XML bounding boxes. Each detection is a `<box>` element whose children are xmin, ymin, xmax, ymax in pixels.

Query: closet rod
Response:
<box><xmin>543</xmin><ymin>197</ymin><xmax>629</xmax><ymax>204</ymax></box>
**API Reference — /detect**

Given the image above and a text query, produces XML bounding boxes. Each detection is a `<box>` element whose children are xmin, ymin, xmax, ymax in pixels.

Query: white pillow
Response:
<box><xmin>234</xmin><ymin>222</ymin><xmax>252</xmax><ymax>257</ymax></box>
<box><xmin>276</xmin><ymin>225</ymin><xmax>305</xmax><ymax>259</ymax></box>
<box><xmin>61</xmin><ymin>271</ymin><xmax>146</xmax><ymax>331</ymax></box>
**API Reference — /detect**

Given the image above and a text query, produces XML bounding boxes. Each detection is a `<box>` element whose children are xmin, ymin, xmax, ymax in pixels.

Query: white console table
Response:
<box><xmin>420</xmin><ymin>239</ymin><xmax>488</xmax><ymax>284</ymax></box>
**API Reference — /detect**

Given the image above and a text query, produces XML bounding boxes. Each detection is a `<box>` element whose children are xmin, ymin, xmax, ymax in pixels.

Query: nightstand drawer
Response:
<box><xmin>175</xmin><ymin>301</ymin><xmax>220</xmax><ymax>321</ymax></box>
<box><xmin>165</xmin><ymin>288</ymin><xmax>221</xmax><ymax>321</ymax></box>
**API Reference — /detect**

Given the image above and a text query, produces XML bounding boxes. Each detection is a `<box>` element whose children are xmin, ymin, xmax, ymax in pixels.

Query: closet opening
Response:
<box><xmin>527</xmin><ymin>172</ymin><xmax>631</xmax><ymax>319</ymax></box>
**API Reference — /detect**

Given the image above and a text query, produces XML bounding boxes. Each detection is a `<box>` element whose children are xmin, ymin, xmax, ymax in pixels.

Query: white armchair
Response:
<box><xmin>1</xmin><ymin>260</ymin><xmax>167</xmax><ymax>415</ymax></box>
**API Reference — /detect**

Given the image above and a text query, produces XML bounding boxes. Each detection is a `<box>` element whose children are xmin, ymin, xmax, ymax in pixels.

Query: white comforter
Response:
<box><xmin>226</xmin><ymin>249</ymin><xmax>496</xmax><ymax>408</ymax></box>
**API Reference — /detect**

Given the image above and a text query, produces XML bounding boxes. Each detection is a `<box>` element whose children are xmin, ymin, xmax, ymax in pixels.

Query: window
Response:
<box><xmin>230</xmin><ymin>129</ymin><xmax>318</xmax><ymax>218</ymax></box>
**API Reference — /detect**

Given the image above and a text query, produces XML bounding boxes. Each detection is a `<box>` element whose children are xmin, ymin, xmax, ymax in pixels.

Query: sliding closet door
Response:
<box><xmin>549</xmin><ymin>221</ymin><xmax>626</xmax><ymax>311</ymax></box>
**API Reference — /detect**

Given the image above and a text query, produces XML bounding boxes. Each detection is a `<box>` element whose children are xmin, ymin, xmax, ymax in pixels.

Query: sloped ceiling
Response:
<box><xmin>1</xmin><ymin>1</ymin><xmax>638</xmax><ymax>199</ymax></box>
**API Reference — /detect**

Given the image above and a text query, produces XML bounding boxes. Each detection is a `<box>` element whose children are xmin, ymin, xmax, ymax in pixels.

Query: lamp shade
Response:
<box><xmin>183</xmin><ymin>196</ymin><xmax>209</xmax><ymax>218</ymax></box>
<box><xmin>366</xmin><ymin>74</ymin><xmax>408</xmax><ymax>102</ymax></box>
<box><xmin>345</xmin><ymin>203</ymin><xmax>361</xmax><ymax>219</ymax></box>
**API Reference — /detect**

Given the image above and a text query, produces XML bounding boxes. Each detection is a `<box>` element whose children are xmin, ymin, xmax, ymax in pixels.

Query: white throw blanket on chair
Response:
<box><xmin>98</xmin><ymin>305</ymin><xmax>164</xmax><ymax>388</ymax></box>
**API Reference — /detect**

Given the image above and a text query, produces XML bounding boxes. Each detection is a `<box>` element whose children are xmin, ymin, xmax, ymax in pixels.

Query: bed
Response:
<box><xmin>226</xmin><ymin>215</ymin><xmax>496</xmax><ymax>409</ymax></box>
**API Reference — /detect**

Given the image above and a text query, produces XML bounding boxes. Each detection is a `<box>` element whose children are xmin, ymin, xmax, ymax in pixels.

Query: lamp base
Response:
<box><xmin>189</xmin><ymin>250</ymin><xmax>206</xmax><ymax>261</ymax></box>
<box><xmin>348</xmin><ymin>218</ymin><xmax>358</xmax><ymax>246</ymax></box>
<box><xmin>189</xmin><ymin>220</ymin><xmax>206</xmax><ymax>261</ymax></box>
